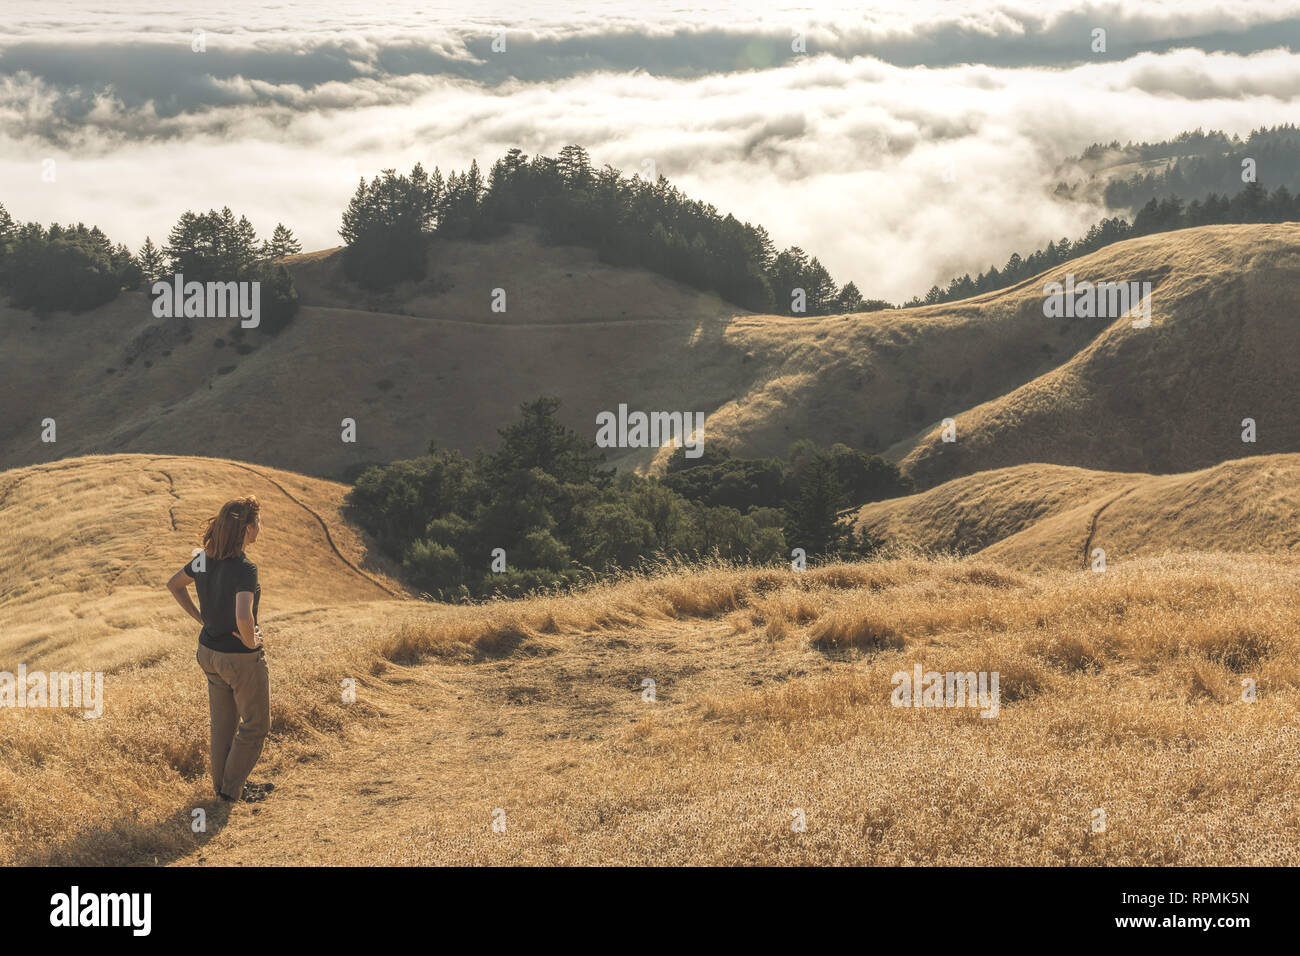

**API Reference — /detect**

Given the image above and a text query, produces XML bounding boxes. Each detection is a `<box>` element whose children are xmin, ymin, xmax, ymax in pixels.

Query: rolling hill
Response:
<box><xmin>0</xmin><ymin>454</ymin><xmax>406</xmax><ymax>672</ymax></box>
<box><xmin>4</xmin><ymin>218</ymin><xmax>1300</xmax><ymax>866</ymax></box>
<box><xmin>0</xmin><ymin>226</ymin><xmax>746</xmax><ymax>477</ymax></box>
<box><xmin>896</xmin><ymin>224</ymin><xmax>1300</xmax><ymax>487</ymax></box>
<box><xmin>2</xmin><ymin>454</ymin><xmax>1299</xmax><ymax>866</ymax></box>
<box><xmin>2</xmin><ymin>223</ymin><xmax>1297</xmax><ymax>486</ymax></box>
<box><xmin>853</xmin><ymin>453</ymin><xmax>1300</xmax><ymax>569</ymax></box>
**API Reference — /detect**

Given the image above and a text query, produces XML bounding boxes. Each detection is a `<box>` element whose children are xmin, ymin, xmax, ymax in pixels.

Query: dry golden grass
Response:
<box><xmin>4</xmin><ymin>457</ymin><xmax>1299</xmax><ymax>866</ymax></box>
<box><xmin>367</xmin><ymin>552</ymin><xmax>1300</xmax><ymax>866</ymax></box>
<box><xmin>0</xmin><ymin>225</ymin><xmax>744</xmax><ymax>477</ymax></box>
<box><xmin>855</xmin><ymin>453</ymin><xmax>1300</xmax><ymax>569</ymax></box>
<box><xmin>5</xmin><ymin>223</ymin><xmax>1297</xmax><ymax>482</ymax></box>
<box><xmin>898</xmin><ymin>223</ymin><xmax>1300</xmax><ymax>486</ymax></box>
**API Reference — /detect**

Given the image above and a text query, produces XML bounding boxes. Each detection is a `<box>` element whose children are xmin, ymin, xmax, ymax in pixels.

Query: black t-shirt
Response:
<box><xmin>181</xmin><ymin>552</ymin><xmax>260</xmax><ymax>654</ymax></box>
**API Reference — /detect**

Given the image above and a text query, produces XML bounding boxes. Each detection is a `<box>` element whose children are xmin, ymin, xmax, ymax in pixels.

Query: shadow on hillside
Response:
<box><xmin>21</xmin><ymin>794</ymin><xmax>237</xmax><ymax>867</ymax></box>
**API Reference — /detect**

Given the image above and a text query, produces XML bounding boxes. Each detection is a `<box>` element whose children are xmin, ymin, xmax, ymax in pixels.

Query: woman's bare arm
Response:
<box><xmin>166</xmin><ymin>568</ymin><xmax>204</xmax><ymax>625</ymax></box>
<box><xmin>235</xmin><ymin>591</ymin><xmax>260</xmax><ymax>649</ymax></box>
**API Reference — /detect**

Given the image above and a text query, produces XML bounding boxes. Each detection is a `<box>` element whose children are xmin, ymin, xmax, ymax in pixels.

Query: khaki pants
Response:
<box><xmin>196</xmin><ymin>644</ymin><xmax>271</xmax><ymax>800</ymax></box>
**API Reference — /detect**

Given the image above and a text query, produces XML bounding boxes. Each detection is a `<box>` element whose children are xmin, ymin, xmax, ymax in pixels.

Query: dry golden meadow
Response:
<box><xmin>2</xmin><ymin>455</ymin><xmax>1297</xmax><ymax>866</ymax></box>
<box><xmin>3</xmin><ymin>218</ymin><xmax>1297</xmax><ymax>868</ymax></box>
<box><xmin>4</xmin><ymin>224</ymin><xmax>1298</xmax><ymax>480</ymax></box>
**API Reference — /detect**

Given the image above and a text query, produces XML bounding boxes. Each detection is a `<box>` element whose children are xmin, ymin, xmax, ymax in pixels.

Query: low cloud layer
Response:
<box><xmin>2</xmin><ymin>0</ymin><xmax>1297</xmax><ymax>303</ymax></box>
<box><xmin>4</xmin><ymin>0</ymin><xmax>1300</xmax><ymax>129</ymax></box>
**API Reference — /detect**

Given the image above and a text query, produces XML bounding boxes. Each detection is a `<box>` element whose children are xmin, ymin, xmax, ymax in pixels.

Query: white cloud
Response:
<box><xmin>2</xmin><ymin>2</ymin><xmax>1297</xmax><ymax>303</ymax></box>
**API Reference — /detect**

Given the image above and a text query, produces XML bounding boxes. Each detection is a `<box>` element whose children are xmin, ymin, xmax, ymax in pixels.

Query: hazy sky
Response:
<box><xmin>2</xmin><ymin>0</ymin><xmax>1297</xmax><ymax>301</ymax></box>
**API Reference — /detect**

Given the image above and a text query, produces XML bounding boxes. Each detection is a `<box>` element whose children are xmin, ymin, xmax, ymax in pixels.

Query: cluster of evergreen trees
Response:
<box><xmin>347</xmin><ymin>398</ymin><xmax>907</xmax><ymax>599</ymax></box>
<box><xmin>910</xmin><ymin>180</ymin><xmax>1295</xmax><ymax>306</ymax></box>
<box><xmin>1066</xmin><ymin>125</ymin><xmax>1300</xmax><ymax>210</ymax></box>
<box><xmin>149</xmin><ymin>208</ymin><xmax>302</xmax><ymax>283</ymax></box>
<box><xmin>338</xmin><ymin>146</ymin><xmax>885</xmax><ymax>313</ymax></box>
<box><xmin>0</xmin><ymin>206</ymin><xmax>141</xmax><ymax>313</ymax></box>
<box><xmin>154</xmin><ymin>208</ymin><xmax>302</xmax><ymax>333</ymax></box>
<box><xmin>8</xmin><ymin>134</ymin><xmax>1297</xmax><ymax>321</ymax></box>
<box><xmin>661</xmin><ymin>442</ymin><xmax>913</xmax><ymax>515</ymax></box>
<box><xmin>0</xmin><ymin>200</ymin><xmax>302</xmax><ymax>326</ymax></box>
<box><xmin>340</xmin><ymin>142</ymin><xmax>1300</xmax><ymax>317</ymax></box>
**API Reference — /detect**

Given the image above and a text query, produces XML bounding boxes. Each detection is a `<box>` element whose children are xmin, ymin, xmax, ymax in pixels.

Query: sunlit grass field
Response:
<box><xmin>5</xmin><ymin>519</ymin><xmax>1297</xmax><ymax>864</ymax></box>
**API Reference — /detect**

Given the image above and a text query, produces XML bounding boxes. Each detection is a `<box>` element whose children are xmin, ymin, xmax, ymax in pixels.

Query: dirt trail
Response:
<box><xmin>165</xmin><ymin>619</ymin><xmax>830</xmax><ymax>866</ymax></box>
<box><xmin>123</xmin><ymin>454</ymin><xmax>400</xmax><ymax>598</ymax></box>
<box><xmin>0</xmin><ymin>458</ymin><xmax>98</xmax><ymax>511</ymax></box>
<box><xmin>220</xmin><ymin>460</ymin><xmax>404</xmax><ymax>598</ymax></box>
<box><xmin>148</xmin><ymin>461</ymin><xmax>181</xmax><ymax>531</ymax></box>
<box><xmin>1080</xmin><ymin>485</ymin><xmax>1139</xmax><ymax>568</ymax></box>
<box><xmin>306</xmin><ymin>304</ymin><xmax>711</xmax><ymax>329</ymax></box>
<box><xmin>171</xmin><ymin>665</ymin><xmax>482</xmax><ymax>866</ymax></box>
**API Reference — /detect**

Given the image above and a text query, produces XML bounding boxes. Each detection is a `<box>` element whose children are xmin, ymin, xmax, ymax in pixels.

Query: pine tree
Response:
<box><xmin>338</xmin><ymin>167</ymin><xmax>431</xmax><ymax>287</ymax></box>
<box><xmin>136</xmin><ymin>236</ymin><xmax>165</xmax><ymax>284</ymax></box>
<box><xmin>771</xmin><ymin>246</ymin><xmax>810</xmax><ymax>313</ymax></box>
<box><xmin>557</xmin><ymin>145</ymin><xmax>592</xmax><ymax>189</ymax></box>
<box><xmin>111</xmin><ymin>242</ymin><xmax>141</xmax><ymax>291</ymax></box>
<box><xmin>1231</xmin><ymin>180</ymin><xmax>1267</xmax><ymax>222</ymax></box>
<box><xmin>783</xmin><ymin>454</ymin><xmax>850</xmax><ymax>558</ymax></box>
<box><xmin>1271</xmin><ymin>185</ymin><xmax>1296</xmax><ymax>222</ymax></box>
<box><xmin>163</xmin><ymin>211</ymin><xmax>201</xmax><ymax>275</ymax></box>
<box><xmin>265</xmin><ymin>223</ymin><xmax>302</xmax><ymax>260</ymax></box>
<box><xmin>0</xmin><ymin>202</ymin><xmax>12</xmax><ymax>283</ymax></box>
<box><xmin>487</xmin><ymin>396</ymin><xmax>607</xmax><ymax>486</ymax></box>
<box><xmin>804</xmin><ymin>257</ymin><xmax>836</xmax><ymax>314</ymax></box>
<box><xmin>233</xmin><ymin>213</ymin><xmax>258</xmax><ymax>272</ymax></box>
<box><xmin>339</xmin><ymin>178</ymin><xmax>369</xmax><ymax>246</ymax></box>
<box><xmin>408</xmin><ymin>163</ymin><xmax>440</xmax><ymax>234</ymax></box>
<box><xmin>836</xmin><ymin>281</ymin><xmax>864</xmax><ymax>313</ymax></box>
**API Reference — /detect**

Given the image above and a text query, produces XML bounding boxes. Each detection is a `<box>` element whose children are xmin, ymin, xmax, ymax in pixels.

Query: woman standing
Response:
<box><xmin>167</xmin><ymin>495</ymin><xmax>274</xmax><ymax>803</ymax></box>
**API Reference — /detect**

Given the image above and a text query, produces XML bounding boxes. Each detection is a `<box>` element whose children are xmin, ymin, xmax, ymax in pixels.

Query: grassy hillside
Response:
<box><xmin>0</xmin><ymin>454</ymin><xmax>412</xmax><ymax>863</ymax></box>
<box><xmin>0</xmin><ymin>454</ymin><xmax>405</xmax><ymax>668</ymax></box>
<box><xmin>0</xmin><ymin>226</ymin><xmax>746</xmax><ymax>477</ymax></box>
<box><xmin>898</xmin><ymin>224</ymin><xmax>1300</xmax><ymax>486</ymax></box>
<box><xmin>854</xmin><ymin>454</ymin><xmax>1300</xmax><ymax>569</ymax></box>
<box><xmin>2</xmin><ymin>455</ymin><xmax>1299</xmax><ymax>865</ymax></box>
<box><xmin>851</xmin><ymin>462</ymin><xmax>1141</xmax><ymax>559</ymax></box>
<box><xmin>4</xmin><ymin>223</ymin><xmax>1297</xmax><ymax>484</ymax></box>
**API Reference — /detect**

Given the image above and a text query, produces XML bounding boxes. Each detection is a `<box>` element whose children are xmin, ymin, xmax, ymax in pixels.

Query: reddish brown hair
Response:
<box><xmin>202</xmin><ymin>496</ymin><xmax>261</xmax><ymax>560</ymax></box>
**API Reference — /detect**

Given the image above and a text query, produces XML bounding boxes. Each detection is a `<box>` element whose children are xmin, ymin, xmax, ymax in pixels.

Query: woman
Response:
<box><xmin>166</xmin><ymin>495</ymin><xmax>274</xmax><ymax>803</ymax></box>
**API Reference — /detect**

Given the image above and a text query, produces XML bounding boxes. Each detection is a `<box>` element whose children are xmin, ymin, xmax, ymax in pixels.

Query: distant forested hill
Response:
<box><xmin>1055</xmin><ymin>125</ymin><xmax>1300</xmax><ymax>211</ymax></box>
